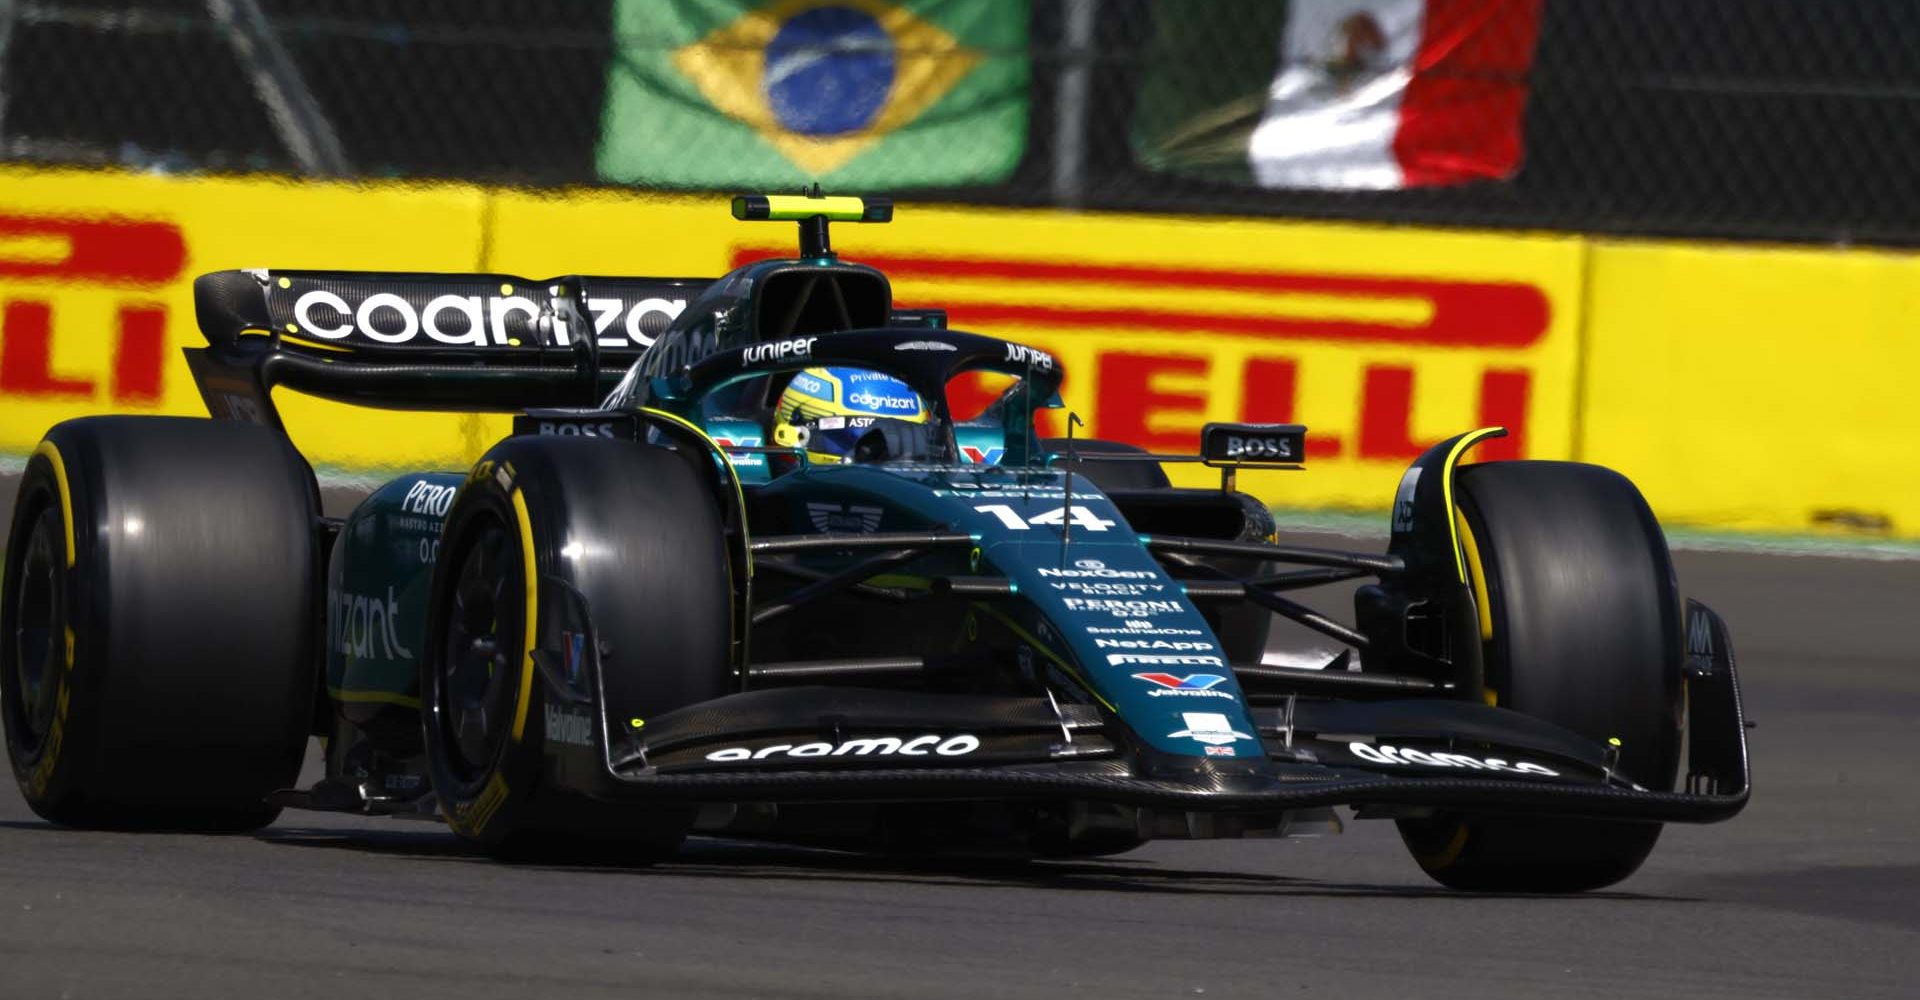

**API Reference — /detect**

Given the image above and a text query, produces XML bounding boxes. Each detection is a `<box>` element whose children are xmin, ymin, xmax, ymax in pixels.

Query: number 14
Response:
<box><xmin>973</xmin><ymin>504</ymin><xmax>1116</xmax><ymax>532</ymax></box>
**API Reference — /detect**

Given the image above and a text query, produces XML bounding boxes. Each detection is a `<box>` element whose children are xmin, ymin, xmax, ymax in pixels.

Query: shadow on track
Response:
<box><xmin>254</xmin><ymin>824</ymin><xmax>1693</xmax><ymax>903</ymax></box>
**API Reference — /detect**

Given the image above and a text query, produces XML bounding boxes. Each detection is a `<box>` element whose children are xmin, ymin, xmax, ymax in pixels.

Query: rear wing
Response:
<box><xmin>193</xmin><ymin>268</ymin><xmax>711</xmax><ymax>357</ymax></box>
<box><xmin>187</xmin><ymin>268</ymin><xmax>720</xmax><ymax>428</ymax></box>
<box><xmin>184</xmin><ymin>194</ymin><xmax>936</xmax><ymax>428</ymax></box>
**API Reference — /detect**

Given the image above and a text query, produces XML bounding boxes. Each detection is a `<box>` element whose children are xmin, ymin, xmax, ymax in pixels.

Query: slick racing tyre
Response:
<box><xmin>1398</xmin><ymin>461</ymin><xmax>1684</xmax><ymax>893</ymax></box>
<box><xmin>1042</xmin><ymin>437</ymin><xmax>1171</xmax><ymax>491</ymax></box>
<box><xmin>2</xmin><ymin>417</ymin><xmax>320</xmax><ymax>831</ymax></box>
<box><xmin>422</xmin><ymin>435</ymin><xmax>731</xmax><ymax>861</ymax></box>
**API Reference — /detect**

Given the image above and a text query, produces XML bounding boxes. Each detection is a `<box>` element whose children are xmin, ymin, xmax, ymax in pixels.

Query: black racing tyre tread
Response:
<box><xmin>1</xmin><ymin>416</ymin><xmax>319</xmax><ymax>832</ymax></box>
<box><xmin>1398</xmin><ymin>460</ymin><xmax>1684</xmax><ymax>893</ymax></box>
<box><xmin>1041</xmin><ymin>438</ymin><xmax>1172</xmax><ymax>491</ymax></box>
<box><xmin>422</xmin><ymin>436</ymin><xmax>730</xmax><ymax>861</ymax></box>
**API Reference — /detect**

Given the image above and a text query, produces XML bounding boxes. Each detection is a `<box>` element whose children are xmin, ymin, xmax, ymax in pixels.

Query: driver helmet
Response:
<box><xmin>773</xmin><ymin>366</ymin><xmax>928</xmax><ymax>464</ymax></box>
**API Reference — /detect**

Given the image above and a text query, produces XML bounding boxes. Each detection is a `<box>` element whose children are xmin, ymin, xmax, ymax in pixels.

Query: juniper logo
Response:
<box><xmin>741</xmin><ymin>336</ymin><xmax>817</xmax><ymax>365</ymax></box>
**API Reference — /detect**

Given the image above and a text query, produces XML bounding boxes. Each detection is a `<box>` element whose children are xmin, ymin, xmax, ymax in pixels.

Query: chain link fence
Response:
<box><xmin>4</xmin><ymin>0</ymin><xmax>1918</xmax><ymax>245</ymax></box>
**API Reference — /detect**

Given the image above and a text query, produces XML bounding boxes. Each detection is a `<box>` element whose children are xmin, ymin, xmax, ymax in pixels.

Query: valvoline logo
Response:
<box><xmin>712</xmin><ymin>434</ymin><xmax>766</xmax><ymax>469</ymax></box>
<box><xmin>1132</xmin><ymin>673</ymin><xmax>1233</xmax><ymax>699</ymax></box>
<box><xmin>960</xmin><ymin>445</ymin><xmax>1005</xmax><ymax>464</ymax></box>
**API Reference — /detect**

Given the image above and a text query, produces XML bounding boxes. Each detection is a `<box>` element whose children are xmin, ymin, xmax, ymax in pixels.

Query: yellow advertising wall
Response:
<box><xmin>488</xmin><ymin>188</ymin><xmax>1586</xmax><ymax>508</ymax></box>
<box><xmin>1580</xmin><ymin>240</ymin><xmax>1920</xmax><ymax>536</ymax></box>
<box><xmin>0</xmin><ymin>166</ymin><xmax>1913</xmax><ymax>538</ymax></box>
<box><xmin>0</xmin><ymin>168</ymin><xmax>492</xmax><ymax>470</ymax></box>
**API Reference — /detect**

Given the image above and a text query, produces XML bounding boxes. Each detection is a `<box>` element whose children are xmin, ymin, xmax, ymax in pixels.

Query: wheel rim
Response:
<box><xmin>8</xmin><ymin>505</ymin><xmax>62</xmax><ymax>755</ymax></box>
<box><xmin>438</xmin><ymin>522</ymin><xmax>520</xmax><ymax>785</ymax></box>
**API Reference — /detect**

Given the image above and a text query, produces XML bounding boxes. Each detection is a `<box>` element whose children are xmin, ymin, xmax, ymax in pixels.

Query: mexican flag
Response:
<box><xmin>1249</xmin><ymin>0</ymin><xmax>1542</xmax><ymax>189</ymax></box>
<box><xmin>597</xmin><ymin>0</ymin><xmax>1029</xmax><ymax>189</ymax></box>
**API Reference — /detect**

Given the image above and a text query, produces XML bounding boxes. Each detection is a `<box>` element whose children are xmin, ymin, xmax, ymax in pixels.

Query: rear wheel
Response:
<box><xmin>2</xmin><ymin>417</ymin><xmax>319</xmax><ymax>831</ymax></box>
<box><xmin>422</xmin><ymin>436</ymin><xmax>733</xmax><ymax>861</ymax></box>
<box><xmin>1397</xmin><ymin>461</ymin><xmax>1684</xmax><ymax>892</ymax></box>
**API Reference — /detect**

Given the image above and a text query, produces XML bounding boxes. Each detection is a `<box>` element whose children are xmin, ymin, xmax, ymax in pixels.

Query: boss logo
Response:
<box><xmin>1225</xmin><ymin>435</ymin><xmax>1293</xmax><ymax>460</ymax></box>
<box><xmin>514</xmin><ymin>412</ymin><xmax>634</xmax><ymax>440</ymax></box>
<box><xmin>537</xmin><ymin>421</ymin><xmax>618</xmax><ymax>437</ymax></box>
<box><xmin>1202</xmin><ymin>423</ymin><xmax>1306</xmax><ymax>466</ymax></box>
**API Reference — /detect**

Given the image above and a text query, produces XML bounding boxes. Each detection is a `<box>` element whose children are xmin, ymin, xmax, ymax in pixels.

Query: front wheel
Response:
<box><xmin>1397</xmin><ymin>461</ymin><xmax>1684</xmax><ymax>893</ymax></box>
<box><xmin>421</xmin><ymin>436</ymin><xmax>733</xmax><ymax>861</ymax></box>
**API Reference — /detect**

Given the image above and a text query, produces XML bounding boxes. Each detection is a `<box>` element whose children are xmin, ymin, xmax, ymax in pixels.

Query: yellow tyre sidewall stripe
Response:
<box><xmin>1438</xmin><ymin>427</ymin><xmax>1505</xmax><ymax>585</ymax></box>
<box><xmin>32</xmin><ymin>441</ymin><xmax>75</xmax><ymax>568</ymax></box>
<box><xmin>25</xmin><ymin>441</ymin><xmax>76</xmax><ymax>797</ymax></box>
<box><xmin>1455</xmin><ymin>510</ymin><xmax>1501</xmax><ymax>708</ymax></box>
<box><xmin>509</xmin><ymin>488</ymin><xmax>538</xmax><ymax>743</ymax></box>
<box><xmin>1413</xmin><ymin>822</ymin><xmax>1472</xmax><ymax>871</ymax></box>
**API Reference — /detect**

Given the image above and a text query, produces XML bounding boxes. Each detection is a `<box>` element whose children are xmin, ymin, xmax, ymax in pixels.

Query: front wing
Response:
<box><xmin>539</xmin><ymin>600</ymin><xmax>1748</xmax><ymax>826</ymax></box>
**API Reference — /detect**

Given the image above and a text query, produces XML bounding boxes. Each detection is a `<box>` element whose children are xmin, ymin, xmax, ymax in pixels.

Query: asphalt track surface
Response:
<box><xmin>0</xmin><ymin>476</ymin><xmax>1916</xmax><ymax>999</ymax></box>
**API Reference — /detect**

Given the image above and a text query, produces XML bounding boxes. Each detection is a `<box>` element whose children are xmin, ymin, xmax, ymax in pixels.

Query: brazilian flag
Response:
<box><xmin>598</xmin><ymin>0</ymin><xmax>1030</xmax><ymax>188</ymax></box>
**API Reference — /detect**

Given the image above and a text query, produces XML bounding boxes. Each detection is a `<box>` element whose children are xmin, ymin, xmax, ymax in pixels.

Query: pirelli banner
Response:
<box><xmin>1</xmin><ymin>167</ymin><xmax>1914</xmax><ymax>538</ymax></box>
<box><xmin>487</xmin><ymin>190</ymin><xmax>1585</xmax><ymax>513</ymax></box>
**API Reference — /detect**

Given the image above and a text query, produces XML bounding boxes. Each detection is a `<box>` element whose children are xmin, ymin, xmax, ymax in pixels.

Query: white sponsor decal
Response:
<box><xmin>1038</xmin><ymin>566</ymin><xmax>1156</xmax><ymax>580</ymax></box>
<box><xmin>1064</xmin><ymin>598</ymin><xmax>1184</xmax><ymax>618</ymax></box>
<box><xmin>894</xmin><ymin>340</ymin><xmax>958</xmax><ymax>352</ymax></box>
<box><xmin>847</xmin><ymin>390</ymin><xmax>920</xmax><ymax>412</ymax></box>
<box><xmin>1086</xmin><ymin>624</ymin><xmax>1207</xmax><ymax>636</ymax></box>
<box><xmin>1348</xmin><ymin>741</ymin><xmax>1560</xmax><ymax>777</ymax></box>
<box><xmin>1095</xmin><ymin>638</ymin><xmax>1212</xmax><ymax>650</ymax></box>
<box><xmin>704</xmin><ymin>734</ymin><xmax>980</xmax><ymax>762</ymax></box>
<box><xmin>400</xmin><ymin>479</ymin><xmax>456</xmax><ymax>517</ymax></box>
<box><xmin>932</xmin><ymin>487</ymin><xmax>1105</xmax><ymax>501</ymax></box>
<box><xmin>544</xmin><ymin>705</ymin><xmax>594</xmax><ymax>747</ymax></box>
<box><xmin>1050</xmin><ymin>582</ymin><xmax>1165</xmax><ymax>596</ymax></box>
<box><xmin>1167</xmin><ymin>712</ymin><xmax>1254</xmax><ymax>746</ymax></box>
<box><xmin>741</xmin><ymin>336</ymin><xmax>817</xmax><ymax>365</ymax></box>
<box><xmin>291</xmin><ymin>288</ymin><xmax>615</xmax><ymax>347</ymax></box>
<box><xmin>973</xmin><ymin>504</ymin><xmax>1115</xmax><ymax>532</ymax></box>
<box><xmin>586</xmin><ymin>296</ymin><xmax>686</xmax><ymax>348</ymax></box>
<box><xmin>332</xmin><ymin>586</ymin><xmax>413</xmax><ymax>660</ymax></box>
<box><xmin>1107</xmin><ymin>653</ymin><xmax>1227</xmax><ymax>667</ymax></box>
<box><xmin>1003</xmin><ymin>343</ymin><xmax>1055</xmax><ymax>371</ymax></box>
<box><xmin>1132</xmin><ymin>672</ymin><xmax>1235</xmax><ymax>699</ymax></box>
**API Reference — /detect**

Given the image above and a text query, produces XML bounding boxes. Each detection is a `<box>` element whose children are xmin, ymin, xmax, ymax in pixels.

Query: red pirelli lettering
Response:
<box><xmin>732</xmin><ymin>248</ymin><xmax>1551</xmax><ymax>348</ymax></box>
<box><xmin>0</xmin><ymin>213</ymin><xmax>186</xmax><ymax>285</ymax></box>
